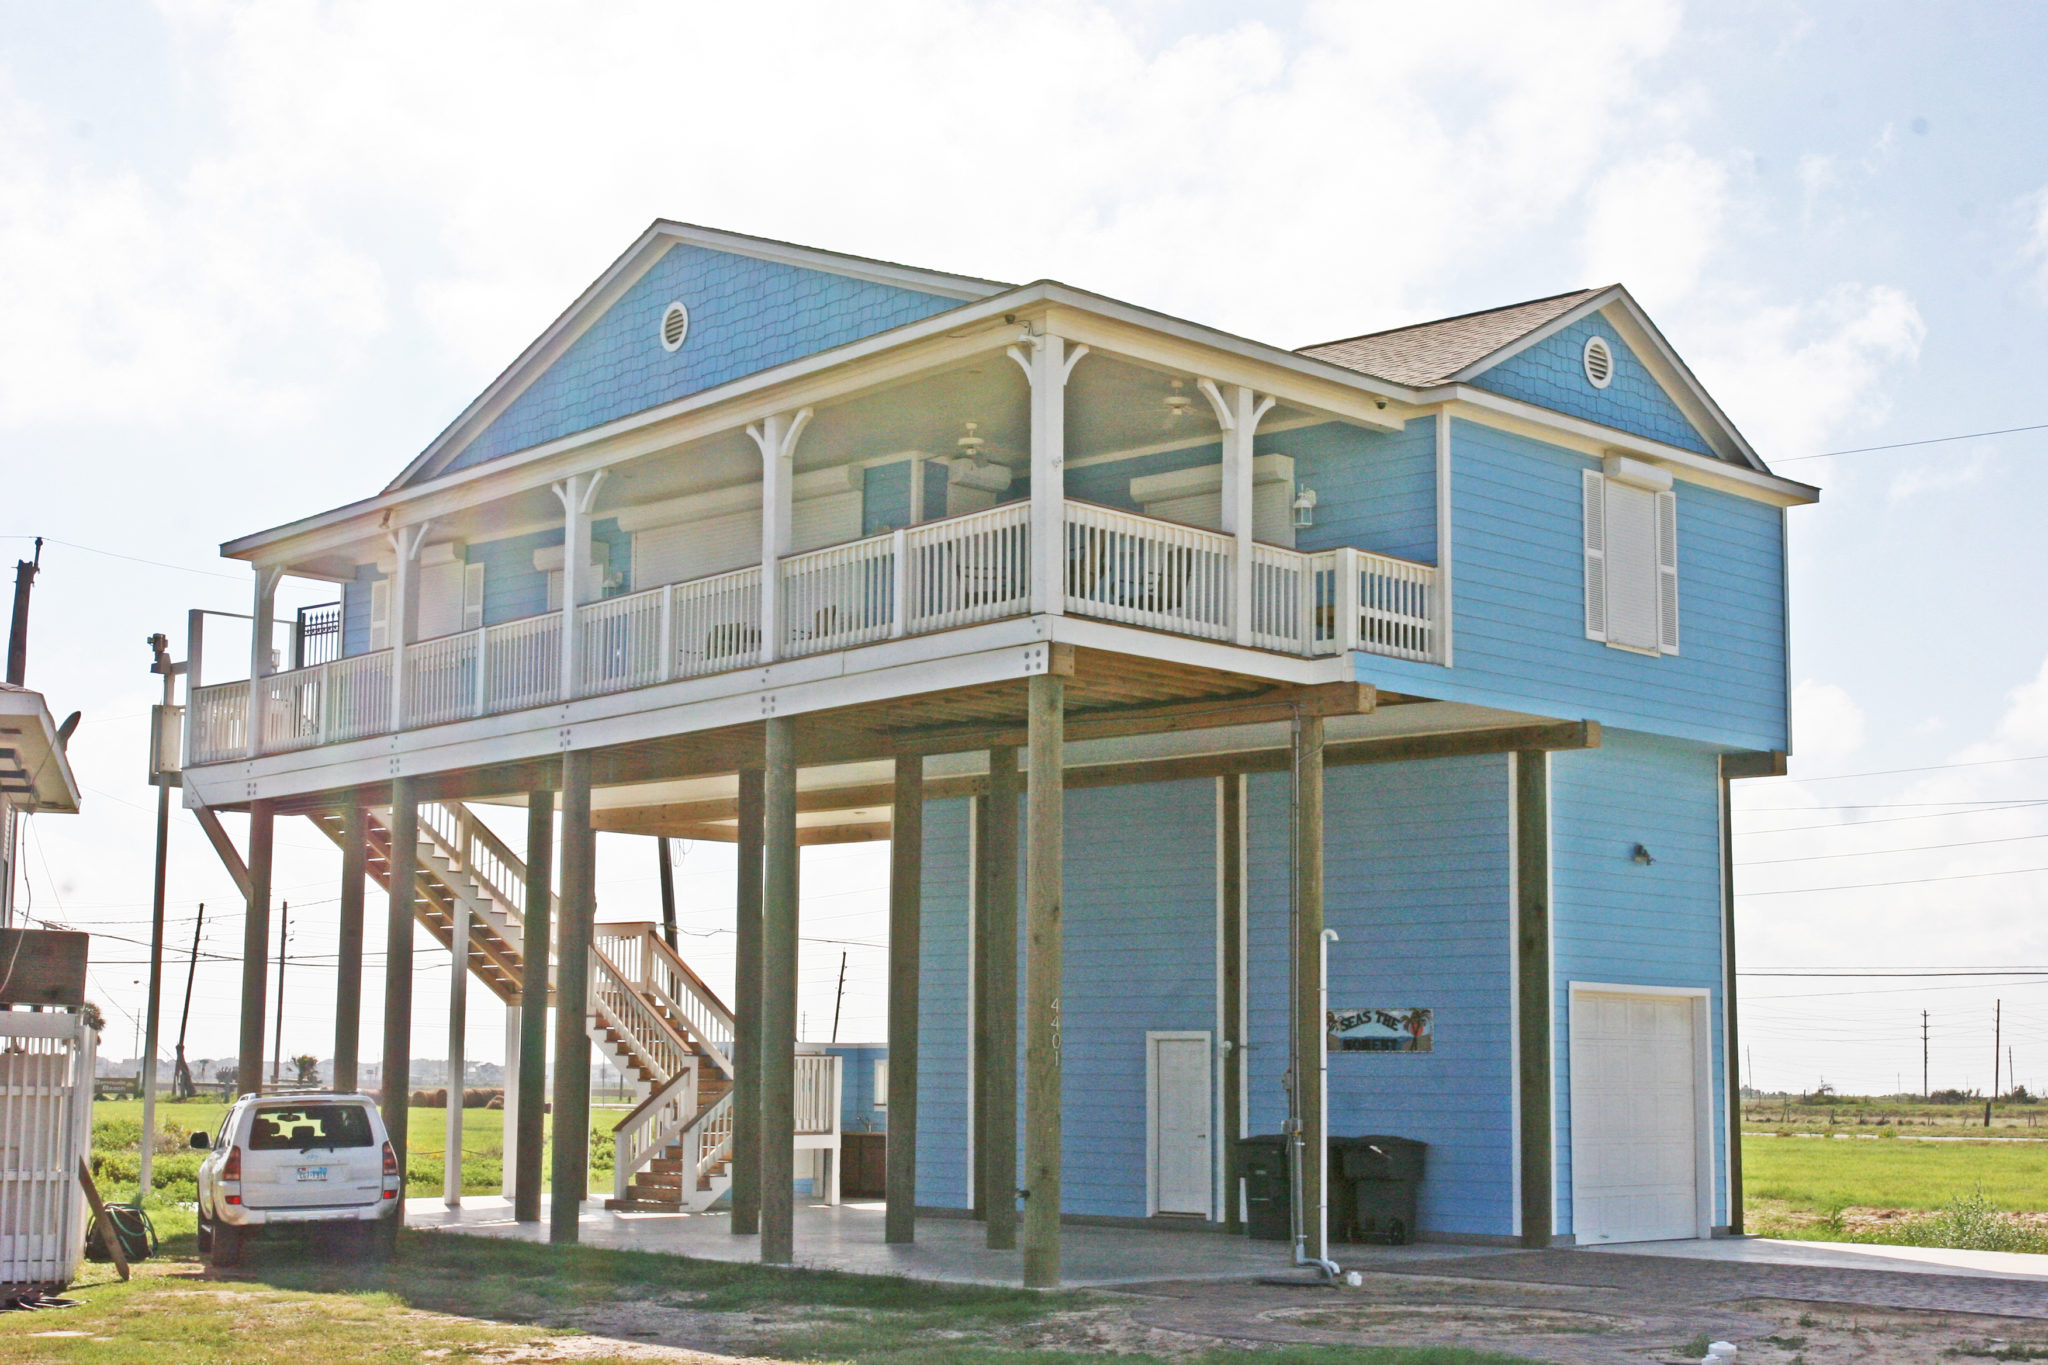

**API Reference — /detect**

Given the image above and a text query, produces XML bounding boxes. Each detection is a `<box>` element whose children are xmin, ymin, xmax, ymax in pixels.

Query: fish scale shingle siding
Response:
<box><xmin>439</xmin><ymin>244</ymin><xmax>964</xmax><ymax>476</ymax></box>
<box><xmin>1472</xmin><ymin>315</ymin><xmax>1716</xmax><ymax>458</ymax></box>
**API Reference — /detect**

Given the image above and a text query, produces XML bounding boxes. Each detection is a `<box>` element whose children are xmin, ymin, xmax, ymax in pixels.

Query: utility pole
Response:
<box><xmin>1993</xmin><ymin>998</ymin><xmax>2002</xmax><ymax>1100</ymax></box>
<box><xmin>5</xmin><ymin>537</ymin><xmax>40</xmax><ymax>687</ymax></box>
<box><xmin>139</xmin><ymin>631</ymin><xmax>183</xmax><ymax>1199</ymax></box>
<box><xmin>830</xmin><ymin>951</ymin><xmax>848</xmax><ymax>1044</ymax></box>
<box><xmin>270</xmin><ymin>901</ymin><xmax>289</xmax><ymax>1086</ymax></box>
<box><xmin>172</xmin><ymin>905</ymin><xmax>204</xmax><ymax>1100</ymax></box>
<box><xmin>1922</xmin><ymin>1010</ymin><xmax>1930</xmax><ymax>1099</ymax></box>
<box><xmin>656</xmin><ymin>837</ymin><xmax>680</xmax><ymax>953</ymax></box>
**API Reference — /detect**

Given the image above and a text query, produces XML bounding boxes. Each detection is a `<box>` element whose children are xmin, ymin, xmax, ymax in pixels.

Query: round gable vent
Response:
<box><xmin>659</xmin><ymin>301</ymin><xmax>690</xmax><ymax>353</ymax></box>
<box><xmin>1582</xmin><ymin>334</ymin><xmax>1614</xmax><ymax>389</ymax></box>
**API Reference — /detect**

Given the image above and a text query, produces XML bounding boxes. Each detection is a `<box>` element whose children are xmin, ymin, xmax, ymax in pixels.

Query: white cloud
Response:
<box><xmin>1791</xmin><ymin>679</ymin><xmax>1866</xmax><ymax>764</ymax></box>
<box><xmin>2023</xmin><ymin>183</ymin><xmax>2048</xmax><ymax>300</ymax></box>
<box><xmin>1580</xmin><ymin>145</ymin><xmax>1729</xmax><ymax>307</ymax></box>
<box><xmin>1684</xmin><ymin>282</ymin><xmax>1925</xmax><ymax>463</ymax></box>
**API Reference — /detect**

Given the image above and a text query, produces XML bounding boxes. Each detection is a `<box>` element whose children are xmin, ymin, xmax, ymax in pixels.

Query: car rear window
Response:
<box><xmin>248</xmin><ymin>1104</ymin><xmax>375</xmax><ymax>1150</ymax></box>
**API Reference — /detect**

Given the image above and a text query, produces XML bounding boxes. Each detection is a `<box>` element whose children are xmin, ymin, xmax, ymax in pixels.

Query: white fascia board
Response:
<box><xmin>220</xmin><ymin>284</ymin><xmax>1432</xmax><ymax>568</ymax></box>
<box><xmin>1434</xmin><ymin>389</ymin><xmax>1820</xmax><ymax>507</ymax></box>
<box><xmin>1038</xmin><ymin>286</ymin><xmax>1420</xmax><ymax>431</ymax></box>
<box><xmin>392</xmin><ymin>222</ymin><xmax>1013</xmax><ymax>493</ymax></box>
<box><xmin>178</xmin><ymin>614</ymin><xmax>1361</xmax><ymax>805</ymax></box>
<box><xmin>1443</xmin><ymin>286</ymin><xmax>1767</xmax><ymax>473</ymax></box>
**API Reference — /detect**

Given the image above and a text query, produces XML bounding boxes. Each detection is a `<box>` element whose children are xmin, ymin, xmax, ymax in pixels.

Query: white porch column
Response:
<box><xmin>747</xmin><ymin>408</ymin><xmax>812</xmax><ymax>661</ymax></box>
<box><xmin>445</xmin><ymin>899</ymin><xmax>468</xmax><ymax>1207</ymax></box>
<box><xmin>386</xmin><ymin>524</ymin><xmax>430</xmax><ymax>733</ymax></box>
<box><xmin>1201</xmin><ymin>381</ymin><xmax>1276</xmax><ymax>646</ymax></box>
<box><xmin>551</xmin><ymin>472</ymin><xmax>607</xmax><ymax>700</ymax></box>
<box><xmin>1009</xmin><ymin>333</ymin><xmax>1087</xmax><ymax>615</ymax></box>
<box><xmin>245</xmin><ymin>564</ymin><xmax>284</xmax><ymax>757</ymax></box>
<box><xmin>500</xmin><ymin>1005</ymin><xmax>521</xmax><ymax>1198</ymax></box>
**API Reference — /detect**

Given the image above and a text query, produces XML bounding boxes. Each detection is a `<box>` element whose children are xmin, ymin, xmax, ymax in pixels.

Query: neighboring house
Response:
<box><xmin>176</xmin><ymin>222</ymin><xmax>1812</xmax><ymax>1284</ymax></box>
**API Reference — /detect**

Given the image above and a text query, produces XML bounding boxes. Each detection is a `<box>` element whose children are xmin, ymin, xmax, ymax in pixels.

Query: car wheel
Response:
<box><xmin>196</xmin><ymin>1213</ymin><xmax>214</xmax><ymax>1253</ymax></box>
<box><xmin>209</xmin><ymin>1222</ymin><xmax>245</xmax><ymax>1268</ymax></box>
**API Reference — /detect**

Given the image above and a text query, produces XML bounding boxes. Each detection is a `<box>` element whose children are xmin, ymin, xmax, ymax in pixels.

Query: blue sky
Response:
<box><xmin>4</xmin><ymin>0</ymin><xmax>2046</xmax><ymax>1093</ymax></box>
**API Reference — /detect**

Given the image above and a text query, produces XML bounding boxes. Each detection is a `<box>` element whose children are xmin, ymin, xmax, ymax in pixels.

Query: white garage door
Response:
<box><xmin>1569</xmin><ymin>990</ymin><xmax>1704</xmax><ymax>1244</ymax></box>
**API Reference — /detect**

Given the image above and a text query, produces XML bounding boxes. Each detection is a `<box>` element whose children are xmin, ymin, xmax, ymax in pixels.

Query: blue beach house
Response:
<box><xmin>174</xmin><ymin>222</ymin><xmax>1810</xmax><ymax>1284</ymax></box>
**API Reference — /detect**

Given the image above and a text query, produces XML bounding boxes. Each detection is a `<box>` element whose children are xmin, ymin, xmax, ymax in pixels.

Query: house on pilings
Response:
<box><xmin>176</xmin><ymin>221</ymin><xmax>1811</xmax><ymax>1281</ymax></box>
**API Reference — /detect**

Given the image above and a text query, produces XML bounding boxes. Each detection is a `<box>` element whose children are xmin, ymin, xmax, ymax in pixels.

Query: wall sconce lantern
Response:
<box><xmin>1292</xmin><ymin>486</ymin><xmax>1319</xmax><ymax>529</ymax></box>
<box><xmin>1630</xmin><ymin>843</ymin><xmax>1655</xmax><ymax>866</ymax></box>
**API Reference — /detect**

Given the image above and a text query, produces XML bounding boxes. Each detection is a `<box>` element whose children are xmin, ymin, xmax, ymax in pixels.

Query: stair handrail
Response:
<box><xmin>588</xmin><ymin>951</ymin><xmax>689</xmax><ymax>1090</ymax></box>
<box><xmin>596</xmin><ymin>923</ymin><xmax>736</xmax><ymax>1077</ymax></box>
<box><xmin>611</xmin><ymin>1057</ymin><xmax>699</xmax><ymax>1202</ymax></box>
<box><xmin>682</xmin><ymin>1088</ymin><xmax>735</xmax><ymax>1195</ymax></box>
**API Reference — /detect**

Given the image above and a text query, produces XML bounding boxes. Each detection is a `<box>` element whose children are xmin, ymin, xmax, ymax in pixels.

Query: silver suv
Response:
<box><xmin>191</xmin><ymin>1092</ymin><xmax>401</xmax><ymax>1266</ymax></box>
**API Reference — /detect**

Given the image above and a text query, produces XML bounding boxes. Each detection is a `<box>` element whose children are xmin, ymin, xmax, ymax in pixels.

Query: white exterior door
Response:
<box><xmin>1569</xmin><ymin>988</ymin><xmax>1708</xmax><ymax>1244</ymax></box>
<box><xmin>1148</xmin><ymin>1032</ymin><xmax>1212</xmax><ymax>1217</ymax></box>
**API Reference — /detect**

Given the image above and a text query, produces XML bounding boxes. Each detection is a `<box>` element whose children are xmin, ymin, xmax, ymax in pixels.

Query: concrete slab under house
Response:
<box><xmin>170</xmin><ymin>220</ymin><xmax>1816</xmax><ymax>1287</ymax></box>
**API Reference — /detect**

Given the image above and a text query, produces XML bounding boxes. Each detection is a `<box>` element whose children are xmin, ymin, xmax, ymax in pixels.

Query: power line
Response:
<box><xmin>1751</xmin><ymin>752</ymin><xmax>2048</xmax><ymax>785</ymax></box>
<box><xmin>1735</xmin><ymin>801</ymin><xmax>2048</xmax><ymax>834</ymax></box>
<box><xmin>1773</xmin><ymin>421</ymin><xmax>2048</xmax><ymax>463</ymax></box>
<box><xmin>1737</xmin><ymin>831</ymin><xmax>2048</xmax><ymax>866</ymax></box>
<box><xmin>0</xmin><ymin>533</ymin><xmax>246</xmax><ymax>581</ymax></box>
<box><xmin>1739</xmin><ymin>863</ymin><xmax>2048</xmax><ymax>896</ymax></box>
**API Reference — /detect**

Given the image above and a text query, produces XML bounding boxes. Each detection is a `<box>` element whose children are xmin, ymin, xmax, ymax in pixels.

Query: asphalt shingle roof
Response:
<box><xmin>1297</xmin><ymin>288</ymin><xmax>1607</xmax><ymax>387</ymax></box>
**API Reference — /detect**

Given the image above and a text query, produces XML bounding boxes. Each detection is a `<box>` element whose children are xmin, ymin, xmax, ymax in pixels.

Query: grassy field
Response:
<box><xmin>1743</xmin><ymin>1133</ymin><xmax>2048</xmax><ymax>1252</ymax></box>
<box><xmin>89</xmin><ymin>1097</ymin><xmax>631</xmax><ymax>1234</ymax></box>
<box><xmin>1742</xmin><ymin>1095</ymin><xmax>2048</xmax><ymax>1136</ymax></box>
<box><xmin>0</xmin><ymin>1229</ymin><xmax>1539</xmax><ymax>1365</ymax></box>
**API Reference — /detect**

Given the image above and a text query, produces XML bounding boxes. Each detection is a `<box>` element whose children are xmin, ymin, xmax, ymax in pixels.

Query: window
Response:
<box><xmin>1583</xmin><ymin>459</ymin><xmax>1678</xmax><ymax>655</ymax></box>
<box><xmin>873</xmin><ymin>1059</ymin><xmax>888</xmax><ymax>1108</ymax></box>
<box><xmin>248</xmin><ymin>1103</ymin><xmax>376</xmax><ymax>1150</ymax></box>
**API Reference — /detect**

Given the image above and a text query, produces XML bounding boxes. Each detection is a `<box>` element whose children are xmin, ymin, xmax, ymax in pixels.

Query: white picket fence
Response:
<box><xmin>189</xmin><ymin>499</ymin><xmax>1439</xmax><ymax>759</ymax></box>
<box><xmin>0</xmin><ymin>1012</ymin><xmax>96</xmax><ymax>1289</ymax></box>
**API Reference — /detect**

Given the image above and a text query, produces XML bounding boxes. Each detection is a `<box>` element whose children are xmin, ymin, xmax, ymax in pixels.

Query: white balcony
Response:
<box><xmin>187</xmin><ymin>499</ymin><xmax>1439</xmax><ymax>766</ymax></box>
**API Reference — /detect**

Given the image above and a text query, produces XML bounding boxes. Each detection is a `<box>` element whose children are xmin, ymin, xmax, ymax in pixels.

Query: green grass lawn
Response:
<box><xmin>1743</xmin><ymin>1133</ymin><xmax>2048</xmax><ymax>1252</ymax></box>
<box><xmin>0</xmin><ymin>1229</ymin><xmax>1541</xmax><ymax>1365</ymax></box>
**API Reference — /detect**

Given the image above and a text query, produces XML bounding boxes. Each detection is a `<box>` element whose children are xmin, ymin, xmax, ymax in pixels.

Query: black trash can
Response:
<box><xmin>1235</xmin><ymin>1134</ymin><xmax>1292</xmax><ymax>1241</ymax></box>
<box><xmin>1337</xmin><ymin>1135</ymin><xmax>1426</xmax><ymax>1245</ymax></box>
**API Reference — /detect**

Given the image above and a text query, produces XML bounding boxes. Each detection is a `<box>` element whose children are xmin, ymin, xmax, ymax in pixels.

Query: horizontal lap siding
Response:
<box><xmin>1550</xmin><ymin>732</ymin><xmax>1726</xmax><ymax>1232</ymax></box>
<box><xmin>917</xmin><ymin>798</ymin><xmax>973</xmax><ymax>1208</ymax></box>
<box><xmin>1246</xmin><ymin>757</ymin><xmax>1515</xmax><ymax>1238</ymax></box>
<box><xmin>1059</xmin><ymin>781</ymin><xmax>1217</xmax><ymax>1218</ymax></box>
<box><xmin>1267</xmin><ymin>422</ymin><xmax>1438</xmax><ymax>565</ymax></box>
<box><xmin>1434</xmin><ymin>418</ymin><xmax>1786</xmax><ymax>750</ymax></box>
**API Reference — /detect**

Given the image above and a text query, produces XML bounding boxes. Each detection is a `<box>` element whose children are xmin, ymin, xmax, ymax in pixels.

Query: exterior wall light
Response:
<box><xmin>1631</xmin><ymin>843</ymin><xmax>1655</xmax><ymax>865</ymax></box>
<box><xmin>1292</xmin><ymin>487</ymin><xmax>1319</xmax><ymax>529</ymax></box>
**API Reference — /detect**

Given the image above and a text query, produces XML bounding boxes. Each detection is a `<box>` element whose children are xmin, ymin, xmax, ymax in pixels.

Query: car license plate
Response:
<box><xmin>296</xmin><ymin>1166</ymin><xmax>329</xmax><ymax>1182</ymax></box>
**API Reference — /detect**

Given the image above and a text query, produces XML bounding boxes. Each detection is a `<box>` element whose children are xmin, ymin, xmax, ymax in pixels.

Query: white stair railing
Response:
<box><xmin>610</xmin><ymin>1060</ymin><xmax>701</xmax><ymax>1202</ymax></box>
<box><xmin>595</xmin><ymin>924</ymin><xmax>736</xmax><ymax>1078</ymax></box>
<box><xmin>683</xmin><ymin>1088</ymin><xmax>735</xmax><ymax>1198</ymax></box>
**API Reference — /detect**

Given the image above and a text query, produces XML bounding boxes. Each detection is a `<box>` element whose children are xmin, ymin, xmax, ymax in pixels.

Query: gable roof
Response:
<box><xmin>1300</xmin><ymin>285</ymin><xmax>1766</xmax><ymax>471</ymax></box>
<box><xmin>1297</xmin><ymin>288</ymin><xmax>1605</xmax><ymax>386</ymax></box>
<box><xmin>388</xmin><ymin>221</ymin><xmax>1014</xmax><ymax>492</ymax></box>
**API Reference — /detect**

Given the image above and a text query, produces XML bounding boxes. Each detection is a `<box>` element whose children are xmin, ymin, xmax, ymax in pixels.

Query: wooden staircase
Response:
<box><xmin>305</xmin><ymin>798</ymin><xmax>749</xmax><ymax>1211</ymax></box>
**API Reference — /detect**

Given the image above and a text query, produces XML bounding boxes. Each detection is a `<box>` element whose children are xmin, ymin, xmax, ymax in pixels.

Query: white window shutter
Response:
<box><xmin>368</xmin><ymin>579</ymin><xmax>390</xmax><ymax>651</ymax></box>
<box><xmin>1656</xmin><ymin>489</ymin><xmax>1680</xmax><ymax>655</ymax></box>
<box><xmin>462</xmin><ymin>562</ymin><xmax>486</xmax><ymax>631</ymax></box>
<box><xmin>1582</xmin><ymin>470</ymin><xmax>1607</xmax><ymax>642</ymax></box>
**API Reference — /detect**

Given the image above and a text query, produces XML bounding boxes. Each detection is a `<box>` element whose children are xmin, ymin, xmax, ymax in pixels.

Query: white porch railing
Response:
<box><xmin>191</xmin><ymin>500</ymin><xmax>1442</xmax><ymax>761</ymax></box>
<box><xmin>1064</xmin><ymin>501</ymin><xmax>1233</xmax><ymax>641</ymax></box>
<box><xmin>796</xmin><ymin>1053</ymin><xmax>841</xmax><ymax>1136</ymax></box>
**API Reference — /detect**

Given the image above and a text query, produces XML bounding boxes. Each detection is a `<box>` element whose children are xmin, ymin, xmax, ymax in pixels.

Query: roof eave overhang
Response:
<box><xmin>220</xmin><ymin>280</ymin><xmax>1427</xmax><ymax>566</ymax></box>
<box><xmin>1444</xmin><ymin>285</ymin><xmax>1773</xmax><ymax>475</ymax></box>
<box><xmin>0</xmin><ymin>690</ymin><xmax>82</xmax><ymax>814</ymax></box>
<box><xmin>1428</xmin><ymin>384</ymin><xmax>1819</xmax><ymax>507</ymax></box>
<box><xmin>388</xmin><ymin>221</ymin><xmax>1016</xmax><ymax>493</ymax></box>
